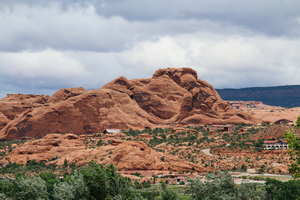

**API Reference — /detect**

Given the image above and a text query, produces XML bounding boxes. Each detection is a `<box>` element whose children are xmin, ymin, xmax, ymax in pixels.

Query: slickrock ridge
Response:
<box><xmin>0</xmin><ymin>68</ymin><xmax>261</xmax><ymax>141</ymax></box>
<box><xmin>1</xmin><ymin>133</ymin><xmax>208</xmax><ymax>172</ymax></box>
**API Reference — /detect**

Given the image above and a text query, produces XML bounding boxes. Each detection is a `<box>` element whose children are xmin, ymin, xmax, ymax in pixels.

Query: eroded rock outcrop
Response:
<box><xmin>2</xmin><ymin>134</ymin><xmax>207</xmax><ymax>172</ymax></box>
<box><xmin>0</xmin><ymin>68</ymin><xmax>261</xmax><ymax>141</ymax></box>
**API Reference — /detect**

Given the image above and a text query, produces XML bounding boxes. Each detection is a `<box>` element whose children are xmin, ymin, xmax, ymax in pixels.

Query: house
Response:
<box><xmin>103</xmin><ymin>129</ymin><xmax>120</xmax><ymax>134</ymax></box>
<box><xmin>263</xmin><ymin>140</ymin><xmax>288</xmax><ymax>150</ymax></box>
<box><xmin>274</xmin><ymin>119</ymin><xmax>292</xmax><ymax>125</ymax></box>
<box><xmin>203</xmin><ymin>123</ymin><xmax>235</xmax><ymax>133</ymax></box>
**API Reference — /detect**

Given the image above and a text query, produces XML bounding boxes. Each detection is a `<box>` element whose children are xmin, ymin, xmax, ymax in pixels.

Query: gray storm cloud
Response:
<box><xmin>0</xmin><ymin>0</ymin><xmax>299</xmax><ymax>98</ymax></box>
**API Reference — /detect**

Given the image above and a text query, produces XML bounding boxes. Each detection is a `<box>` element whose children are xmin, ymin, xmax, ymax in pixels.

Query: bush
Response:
<box><xmin>133</xmin><ymin>180</ymin><xmax>142</xmax><ymax>189</ymax></box>
<box><xmin>143</xmin><ymin>180</ymin><xmax>151</xmax><ymax>188</ymax></box>
<box><xmin>161</xmin><ymin>182</ymin><xmax>167</xmax><ymax>190</ymax></box>
<box><xmin>97</xmin><ymin>139</ymin><xmax>103</xmax><ymax>147</ymax></box>
<box><xmin>161</xmin><ymin>189</ymin><xmax>178</xmax><ymax>200</ymax></box>
<box><xmin>141</xmin><ymin>191</ymin><xmax>155</xmax><ymax>200</ymax></box>
<box><xmin>241</xmin><ymin>164</ymin><xmax>247</xmax><ymax>172</ymax></box>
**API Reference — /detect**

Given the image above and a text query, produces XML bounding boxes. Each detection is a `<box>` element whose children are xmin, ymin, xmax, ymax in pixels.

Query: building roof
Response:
<box><xmin>212</xmin><ymin>125</ymin><xmax>224</xmax><ymax>127</ymax></box>
<box><xmin>264</xmin><ymin>140</ymin><xmax>288</xmax><ymax>144</ymax></box>
<box><xmin>245</xmin><ymin>142</ymin><xmax>253</xmax><ymax>145</ymax></box>
<box><xmin>264</xmin><ymin>140</ymin><xmax>277</xmax><ymax>144</ymax></box>
<box><xmin>104</xmin><ymin>129</ymin><xmax>120</xmax><ymax>133</ymax></box>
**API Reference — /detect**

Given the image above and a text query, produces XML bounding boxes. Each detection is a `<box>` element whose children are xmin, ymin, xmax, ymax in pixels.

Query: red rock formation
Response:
<box><xmin>0</xmin><ymin>68</ymin><xmax>261</xmax><ymax>141</ymax></box>
<box><xmin>1</xmin><ymin>134</ymin><xmax>207</xmax><ymax>172</ymax></box>
<box><xmin>2</xmin><ymin>134</ymin><xmax>85</xmax><ymax>165</ymax></box>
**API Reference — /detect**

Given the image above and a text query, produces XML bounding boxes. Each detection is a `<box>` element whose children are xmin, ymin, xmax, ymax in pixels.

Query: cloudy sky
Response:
<box><xmin>1</xmin><ymin>0</ymin><xmax>300</xmax><ymax>98</ymax></box>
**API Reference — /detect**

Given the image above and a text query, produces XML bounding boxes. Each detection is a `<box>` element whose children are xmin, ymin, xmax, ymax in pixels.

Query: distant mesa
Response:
<box><xmin>217</xmin><ymin>85</ymin><xmax>300</xmax><ymax>108</ymax></box>
<box><xmin>0</xmin><ymin>67</ymin><xmax>261</xmax><ymax>141</ymax></box>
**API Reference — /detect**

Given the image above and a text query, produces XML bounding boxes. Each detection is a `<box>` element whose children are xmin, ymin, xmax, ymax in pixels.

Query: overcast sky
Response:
<box><xmin>1</xmin><ymin>0</ymin><xmax>300</xmax><ymax>98</ymax></box>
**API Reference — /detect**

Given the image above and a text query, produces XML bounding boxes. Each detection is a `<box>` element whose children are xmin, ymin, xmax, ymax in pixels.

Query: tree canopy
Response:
<box><xmin>285</xmin><ymin>116</ymin><xmax>300</xmax><ymax>178</ymax></box>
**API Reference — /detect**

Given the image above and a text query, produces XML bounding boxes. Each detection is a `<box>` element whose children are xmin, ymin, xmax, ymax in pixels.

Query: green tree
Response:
<box><xmin>285</xmin><ymin>116</ymin><xmax>300</xmax><ymax>178</ymax></box>
<box><xmin>63</xmin><ymin>159</ymin><xmax>68</xmax><ymax>168</ymax></box>
<box><xmin>160</xmin><ymin>182</ymin><xmax>167</xmax><ymax>190</ymax></box>
<box><xmin>39</xmin><ymin>172</ymin><xmax>57</xmax><ymax>182</ymax></box>
<box><xmin>81</xmin><ymin>161</ymin><xmax>132</xmax><ymax>200</ymax></box>
<box><xmin>133</xmin><ymin>180</ymin><xmax>142</xmax><ymax>189</ymax></box>
<box><xmin>53</xmin><ymin>170</ymin><xmax>87</xmax><ymax>200</ymax></box>
<box><xmin>0</xmin><ymin>179</ymin><xmax>15</xmax><ymax>199</ymax></box>
<box><xmin>265</xmin><ymin>178</ymin><xmax>300</xmax><ymax>200</ymax></box>
<box><xmin>161</xmin><ymin>189</ymin><xmax>179</xmax><ymax>200</ymax></box>
<box><xmin>15</xmin><ymin>176</ymin><xmax>49</xmax><ymax>200</ymax></box>
<box><xmin>143</xmin><ymin>181</ymin><xmax>151</xmax><ymax>188</ymax></box>
<box><xmin>141</xmin><ymin>190</ymin><xmax>159</xmax><ymax>200</ymax></box>
<box><xmin>0</xmin><ymin>192</ymin><xmax>11</xmax><ymax>200</ymax></box>
<box><xmin>185</xmin><ymin>171</ymin><xmax>264</xmax><ymax>200</ymax></box>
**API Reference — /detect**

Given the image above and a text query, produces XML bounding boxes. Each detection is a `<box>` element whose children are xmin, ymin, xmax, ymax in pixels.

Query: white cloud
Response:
<box><xmin>0</xmin><ymin>2</ymin><xmax>299</xmax><ymax>97</ymax></box>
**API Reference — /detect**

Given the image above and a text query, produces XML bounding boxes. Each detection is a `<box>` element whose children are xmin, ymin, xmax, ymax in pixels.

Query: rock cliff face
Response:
<box><xmin>0</xmin><ymin>68</ymin><xmax>260</xmax><ymax>141</ymax></box>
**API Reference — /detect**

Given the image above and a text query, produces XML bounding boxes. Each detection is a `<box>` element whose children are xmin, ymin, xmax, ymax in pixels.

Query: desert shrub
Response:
<box><xmin>241</xmin><ymin>164</ymin><xmax>247</xmax><ymax>172</ymax></box>
<box><xmin>97</xmin><ymin>139</ymin><xmax>103</xmax><ymax>147</ymax></box>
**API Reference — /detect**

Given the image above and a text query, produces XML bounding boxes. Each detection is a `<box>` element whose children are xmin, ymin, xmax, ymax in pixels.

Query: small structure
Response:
<box><xmin>203</xmin><ymin>123</ymin><xmax>235</xmax><ymax>133</ymax></box>
<box><xmin>226</xmin><ymin>143</ymin><xmax>231</xmax><ymax>147</ymax></box>
<box><xmin>263</xmin><ymin>140</ymin><xmax>288</xmax><ymax>150</ymax></box>
<box><xmin>103</xmin><ymin>129</ymin><xmax>120</xmax><ymax>134</ymax></box>
<box><xmin>245</xmin><ymin>142</ymin><xmax>253</xmax><ymax>146</ymax></box>
<box><xmin>274</xmin><ymin>119</ymin><xmax>292</xmax><ymax>125</ymax></box>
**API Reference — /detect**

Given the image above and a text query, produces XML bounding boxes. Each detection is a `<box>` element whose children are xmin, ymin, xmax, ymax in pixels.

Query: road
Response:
<box><xmin>201</xmin><ymin>149</ymin><xmax>217</xmax><ymax>157</ymax></box>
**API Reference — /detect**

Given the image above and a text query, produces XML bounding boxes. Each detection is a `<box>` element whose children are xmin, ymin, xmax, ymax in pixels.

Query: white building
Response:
<box><xmin>263</xmin><ymin>140</ymin><xmax>288</xmax><ymax>150</ymax></box>
<box><xmin>103</xmin><ymin>129</ymin><xmax>120</xmax><ymax>134</ymax></box>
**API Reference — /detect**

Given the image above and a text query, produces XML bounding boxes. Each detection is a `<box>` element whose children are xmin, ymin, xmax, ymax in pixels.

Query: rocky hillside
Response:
<box><xmin>1</xmin><ymin>133</ymin><xmax>207</xmax><ymax>172</ymax></box>
<box><xmin>227</xmin><ymin>101</ymin><xmax>300</xmax><ymax>124</ymax></box>
<box><xmin>216</xmin><ymin>85</ymin><xmax>300</xmax><ymax>108</ymax></box>
<box><xmin>0</xmin><ymin>68</ymin><xmax>261</xmax><ymax>141</ymax></box>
